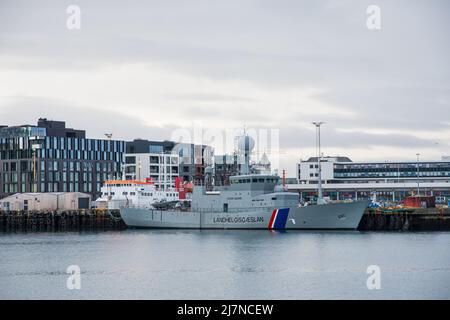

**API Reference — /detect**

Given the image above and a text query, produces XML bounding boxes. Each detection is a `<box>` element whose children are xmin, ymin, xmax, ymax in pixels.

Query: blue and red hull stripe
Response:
<box><xmin>268</xmin><ymin>208</ymin><xmax>290</xmax><ymax>229</ymax></box>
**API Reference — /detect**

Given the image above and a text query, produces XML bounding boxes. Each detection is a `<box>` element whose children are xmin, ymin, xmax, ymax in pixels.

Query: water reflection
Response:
<box><xmin>0</xmin><ymin>230</ymin><xmax>449</xmax><ymax>299</ymax></box>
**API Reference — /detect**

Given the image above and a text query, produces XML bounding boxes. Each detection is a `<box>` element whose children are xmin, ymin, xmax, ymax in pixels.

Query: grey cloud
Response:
<box><xmin>167</xmin><ymin>93</ymin><xmax>256</xmax><ymax>102</ymax></box>
<box><xmin>0</xmin><ymin>96</ymin><xmax>177</xmax><ymax>142</ymax></box>
<box><xmin>276</xmin><ymin>125</ymin><xmax>446</xmax><ymax>150</ymax></box>
<box><xmin>0</xmin><ymin>0</ymin><xmax>449</xmax><ymax>166</ymax></box>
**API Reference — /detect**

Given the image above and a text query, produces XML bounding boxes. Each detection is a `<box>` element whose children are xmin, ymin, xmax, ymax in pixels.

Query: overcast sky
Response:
<box><xmin>0</xmin><ymin>0</ymin><xmax>449</xmax><ymax>174</ymax></box>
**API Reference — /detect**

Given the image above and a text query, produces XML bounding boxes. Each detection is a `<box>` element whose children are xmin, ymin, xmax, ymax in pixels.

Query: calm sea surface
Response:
<box><xmin>0</xmin><ymin>230</ymin><xmax>449</xmax><ymax>299</ymax></box>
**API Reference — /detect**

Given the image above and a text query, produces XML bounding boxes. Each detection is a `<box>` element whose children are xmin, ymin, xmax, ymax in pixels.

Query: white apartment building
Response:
<box><xmin>123</xmin><ymin>153</ymin><xmax>179</xmax><ymax>190</ymax></box>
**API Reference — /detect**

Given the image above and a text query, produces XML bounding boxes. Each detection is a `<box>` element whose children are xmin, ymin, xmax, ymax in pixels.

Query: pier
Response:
<box><xmin>1</xmin><ymin>208</ymin><xmax>449</xmax><ymax>232</ymax></box>
<box><xmin>0</xmin><ymin>209</ymin><xmax>126</xmax><ymax>232</ymax></box>
<box><xmin>358</xmin><ymin>207</ymin><xmax>450</xmax><ymax>231</ymax></box>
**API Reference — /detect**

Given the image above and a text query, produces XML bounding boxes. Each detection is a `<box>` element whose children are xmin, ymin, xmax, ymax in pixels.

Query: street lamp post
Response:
<box><xmin>104</xmin><ymin>133</ymin><xmax>113</xmax><ymax>182</ymax></box>
<box><xmin>105</xmin><ymin>133</ymin><xmax>113</xmax><ymax>198</ymax></box>
<box><xmin>312</xmin><ymin>122</ymin><xmax>325</xmax><ymax>204</ymax></box>
<box><xmin>30</xmin><ymin>137</ymin><xmax>43</xmax><ymax>193</ymax></box>
<box><xmin>32</xmin><ymin>147</ymin><xmax>37</xmax><ymax>193</ymax></box>
<box><xmin>416</xmin><ymin>153</ymin><xmax>420</xmax><ymax>197</ymax></box>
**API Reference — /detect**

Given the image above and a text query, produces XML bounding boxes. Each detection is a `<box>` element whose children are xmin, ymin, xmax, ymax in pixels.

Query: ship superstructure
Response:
<box><xmin>96</xmin><ymin>179</ymin><xmax>179</xmax><ymax>210</ymax></box>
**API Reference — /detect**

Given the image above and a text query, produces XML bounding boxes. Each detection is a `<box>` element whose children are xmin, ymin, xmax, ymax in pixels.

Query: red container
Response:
<box><xmin>404</xmin><ymin>196</ymin><xmax>435</xmax><ymax>208</ymax></box>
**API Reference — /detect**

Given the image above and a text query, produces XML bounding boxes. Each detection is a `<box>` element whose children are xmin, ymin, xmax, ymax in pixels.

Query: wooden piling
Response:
<box><xmin>357</xmin><ymin>208</ymin><xmax>450</xmax><ymax>231</ymax></box>
<box><xmin>0</xmin><ymin>209</ymin><xmax>126</xmax><ymax>232</ymax></box>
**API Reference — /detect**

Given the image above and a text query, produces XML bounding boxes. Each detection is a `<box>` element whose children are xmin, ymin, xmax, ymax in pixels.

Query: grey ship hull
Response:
<box><xmin>120</xmin><ymin>200</ymin><xmax>369</xmax><ymax>230</ymax></box>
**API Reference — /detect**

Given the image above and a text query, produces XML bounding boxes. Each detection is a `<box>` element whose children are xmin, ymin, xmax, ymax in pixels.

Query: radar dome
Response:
<box><xmin>237</xmin><ymin>135</ymin><xmax>255</xmax><ymax>153</ymax></box>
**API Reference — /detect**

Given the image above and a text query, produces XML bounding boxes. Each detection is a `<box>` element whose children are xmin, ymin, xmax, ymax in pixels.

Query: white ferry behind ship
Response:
<box><xmin>95</xmin><ymin>179</ymin><xmax>179</xmax><ymax>210</ymax></box>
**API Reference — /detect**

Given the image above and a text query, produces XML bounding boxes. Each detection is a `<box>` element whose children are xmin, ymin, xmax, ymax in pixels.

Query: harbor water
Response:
<box><xmin>1</xmin><ymin>230</ymin><xmax>449</xmax><ymax>299</ymax></box>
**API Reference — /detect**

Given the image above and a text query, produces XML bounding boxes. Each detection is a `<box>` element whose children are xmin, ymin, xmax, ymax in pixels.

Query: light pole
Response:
<box><xmin>32</xmin><ymin>147</ymin><xmax>37</xmax><ymax>193</ymax></box>
<box><xmin>312</xmin><ymin>122</ymin><xmax>325</xmax><ymax>204</ymax></box>
<box><xmin>416</xmin><ymin>153</ymin><xmax>420</xmax><ymax>197</ymax></box>
<box><xmin>104</xmin><ymin>133</ymin><xmax>113</xmax><ymax>198</ymax></box>
<box><xmin>30</xmin><ymin>137</ymin><xmax>43</xmax><ymax>193</ymax></box>
<box><xmin>138</xmin><ymin>158</ymin><xmax>142</xmax><ymax>181</ymax></box>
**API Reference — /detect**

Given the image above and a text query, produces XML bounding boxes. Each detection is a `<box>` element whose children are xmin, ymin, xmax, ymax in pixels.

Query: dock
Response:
<box><xmin>358</xmin><ymin>207</ymin><xmax>450</xmax><ymax>231</ymax></box>
<box><xmin>0</xmin><ymin>209</ymin><xmax>126</xmax><ymax>232</ymax></box>
<box><xmin>0</xmin><ymin>208</ymin><xmax>449</xmax><ymax>232</ymax></box>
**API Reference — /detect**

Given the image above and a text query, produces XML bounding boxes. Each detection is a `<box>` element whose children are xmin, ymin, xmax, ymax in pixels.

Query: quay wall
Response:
<box><xmin>0</xmin><ymin>209</ymin><xmax>126</xmax><ymax>232</ymax></box>
<box><xmin>358</xmin><ymin>208</ymin><xmax>450</xmax><ymax>231</ymax></box>
<box><xmin>1</xmin><ymin>208</ymin><xmax>449</xmax><ymax>232</ymax></box>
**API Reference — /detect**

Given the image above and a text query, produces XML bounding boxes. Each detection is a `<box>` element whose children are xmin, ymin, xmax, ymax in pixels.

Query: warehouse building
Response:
<box><xmin>0</xmin><ymin>192</ymin><xmax>91</xmax><ymax>211</ymax></box>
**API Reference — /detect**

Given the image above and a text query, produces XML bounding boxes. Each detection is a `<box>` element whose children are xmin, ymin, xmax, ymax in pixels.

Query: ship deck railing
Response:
<box><xmin>124</xmin><ymin>204</ymin><xmax>275</xmax><ymax>213</ymax></box>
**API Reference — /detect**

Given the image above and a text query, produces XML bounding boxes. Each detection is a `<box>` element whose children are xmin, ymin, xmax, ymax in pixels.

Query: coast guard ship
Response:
<box><xmin>120</xmin><ymin>173</ymin><xmax>369</xmax><ymax>229</ymax></box>
<box><xmin>120</xmin><ymin>131</ymin><xmax>369</xmax><ymax>230</ymax></box>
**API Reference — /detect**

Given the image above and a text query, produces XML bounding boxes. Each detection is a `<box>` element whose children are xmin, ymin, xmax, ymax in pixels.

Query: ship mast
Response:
<box><xmin>312</xmin><ymin>122</ymin><xmax>325</xmax><ymax>205</ymax></box>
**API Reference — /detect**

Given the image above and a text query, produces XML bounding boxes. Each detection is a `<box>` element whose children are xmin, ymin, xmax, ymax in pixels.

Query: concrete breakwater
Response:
<box><xmin>0</xmin><ymin>208</ymin><xmax>449</xmax><ymax>232</ymax></box>
<box><xmin>0</xmin><ymin>209</ymin><xmax>126</xmax><ymax>232</ymax></box>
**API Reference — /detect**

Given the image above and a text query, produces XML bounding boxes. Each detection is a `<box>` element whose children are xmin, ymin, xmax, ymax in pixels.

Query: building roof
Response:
<box><xmin>304</xmin><ymin>156</ymin><xmax>353</xmax><ymax>163</ymax></box>
<box><xmin>104</xmin><ymin>180</ymin><xmax>154</xmax><ymax>185</ymax></box>
<box><xmin>0</xmin><ymin>192</ymin><xmax>91</xmax><ymax>201</ymax></box>
<box><xmin>0</xmin><ymin>118</ymin><xmax>86</xmax><ymax>138</ymax></box>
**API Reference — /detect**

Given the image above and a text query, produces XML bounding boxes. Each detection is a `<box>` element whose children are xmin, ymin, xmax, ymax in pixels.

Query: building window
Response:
<box><xmin>150</xmin><ymin>156</ymin><xmax>159</xmax><ymax>164</ymax></box>
<box><xmin>149</xmin><ymin>145</ymin><xmax>163</xmax><ymax>153</ymax></box>
<box><xmin>125</xmin><ymin>156</ymin><xmax>135</xmax><ymax>164</ymax></box>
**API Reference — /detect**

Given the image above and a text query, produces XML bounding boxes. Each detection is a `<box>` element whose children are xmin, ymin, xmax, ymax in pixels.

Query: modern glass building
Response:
<box><xmin>333</xmin><ymin>162</ymin><xmax>450</xmax><ymax>180</ymax></box>
<box><xmin>293</xmin><ymin>156</ymin><xmax>450</xmax><ymax>202</ymax></box>
<box><xmin>0</xmin><ymin>118</ymin><xmax>125</xmax><ymax>200</ymax></box>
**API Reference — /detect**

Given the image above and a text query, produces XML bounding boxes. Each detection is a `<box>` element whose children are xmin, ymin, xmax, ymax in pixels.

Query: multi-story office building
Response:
<box><xmin>124</xmin><ymin>139</ymin><xmax>179</xmax><ymax>189</ymax></box>
<box><xmin>290</xmin><ymin>156</ymin><xmax>450</xmax><ymax>202</ymax></box>
<box><xmin>126</xmin><ymin>139</ymin><xmax>175</xmax><ymax>154</ymax></box>
<box><xmin>125</xmin><ymin>139</ymin><xmax>213</xmax><ymax>186</ymax></box>
<box><xmin>124</xmin><ymin>152</ymin><xmax>179</xmax><ymax>190</ymax></box>
<box><xmin>0</xmin><ymin>118</ymin><xmax>125</xmax><ymax>200</ymax></box>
